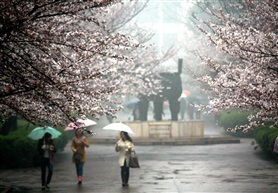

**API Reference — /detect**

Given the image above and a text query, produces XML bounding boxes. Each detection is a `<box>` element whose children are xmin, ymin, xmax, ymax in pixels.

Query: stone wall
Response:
<box><xmin>123</xmin><ymin>121</ymin><xmax>204</xmax><ymax>139</ymax></box>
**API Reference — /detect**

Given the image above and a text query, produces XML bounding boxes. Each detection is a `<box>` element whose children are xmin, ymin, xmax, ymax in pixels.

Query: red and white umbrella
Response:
<box><xmin>64</xmin><ymin>122</ymin><xmax>78</xmax><ymax>131</ymax></box>
<box><xmin>64</xmin><ymin>118</ymin><xmax>97</xmax><ymax>131</ymax></box>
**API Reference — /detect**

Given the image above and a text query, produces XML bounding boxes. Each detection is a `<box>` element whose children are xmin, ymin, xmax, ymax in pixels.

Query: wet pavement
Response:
<box><xmin>1</xmin><ymin>138</ymin><xmax>278</xmax><ymax>193</ymax></box>
<box><xmin>1</xmin><ymin>115</ymin><xmax>277</xmax><ymax>192</ymax></box>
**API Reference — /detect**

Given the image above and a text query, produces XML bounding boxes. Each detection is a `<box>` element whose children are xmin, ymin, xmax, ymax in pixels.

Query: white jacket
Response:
<box><xmin>115</xmin><ymin>139</ymin><xmax>134</xmax><ymax>167</ymax></box>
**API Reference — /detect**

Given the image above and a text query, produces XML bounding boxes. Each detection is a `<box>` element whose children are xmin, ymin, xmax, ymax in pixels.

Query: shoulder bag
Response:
<box><xmin>129</xmin><ymin>151</ymin><xmax>140</xmax><ymax>168</ymax></box>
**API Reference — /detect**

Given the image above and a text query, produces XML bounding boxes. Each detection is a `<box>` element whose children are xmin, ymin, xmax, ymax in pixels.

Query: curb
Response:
<box><xmin>88</xmin><ymin>136</ymin><xmax>240</xmax><ymax>145</ymax></box>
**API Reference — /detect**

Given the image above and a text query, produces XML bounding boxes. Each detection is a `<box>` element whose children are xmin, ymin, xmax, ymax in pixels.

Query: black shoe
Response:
<box><xmin>122</xmin><ymin>183</ymin><xmax>126</xmax><ymax>187</ymax></box>
<box><xmin>41</xmin><ymin>186</ymin><xmax>45</xmax><ymax>190</ymax></box>
<box><xmin>125</xmin><ymin>183</ymin><xmax>129</xmax><ymax>187</ymax></box>
<box><xmin>45</xmin><ymin>185</ymin><xmax>50</xmax><ymax>189</ymax></box>
<box><xmin>78</xmin><ymin>181</ymin><xmax>82</xmax><ymax>185</ymax></box>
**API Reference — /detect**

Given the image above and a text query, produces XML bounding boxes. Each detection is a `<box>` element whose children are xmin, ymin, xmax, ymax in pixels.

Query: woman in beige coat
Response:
<box><xmin>115</xmin><ymin>131</ymin><xmax>134</xmax><ymax>187</ymax></box>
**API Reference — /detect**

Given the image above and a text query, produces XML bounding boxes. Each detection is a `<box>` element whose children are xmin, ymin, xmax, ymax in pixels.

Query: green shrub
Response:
<box><xmin>17</xmin><ymin>120</ymin><xmax>68</xmax><ymax>151</ymax></box>
<box><xmin>253</xmin><ymin>125</ymin><xmax>278</xmax><ymax>157</ymax></box>
<box><xmin>0</xmin><ymin>135</ymin><xmax>37</xmax><ymax>168</ymax></box>
<box><xmin>220</xmin><ymin>110</ymin><xmax>250</xmax><ymax>128</ymax></box>
<box><xmin>13</xmin><ymin>120</ymin><xmax>68</xmax><ymax>151</ymax></box>
<box><xmin>0</xmin><ymin>120</ymin><xmax>68</xmax><ymax>168</ymax></box>
<box><xmin>220</xmin><ymin>110</ymin><xmax>253</xmax><ymax>137</ymax></box>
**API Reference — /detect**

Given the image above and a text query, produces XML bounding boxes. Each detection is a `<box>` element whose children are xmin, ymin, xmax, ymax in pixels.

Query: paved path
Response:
<box><xmin>1</xmin><ymin>114</ymin><xmax>276</xmax><ymax>192</ymax></box>
<box><xmin>1</xmin><ymin>138</ymin><xmax>278</xmax><ymax>193</ymax></box>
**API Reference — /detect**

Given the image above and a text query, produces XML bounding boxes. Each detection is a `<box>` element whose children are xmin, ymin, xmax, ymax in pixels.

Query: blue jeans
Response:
<box><xmin>75</xmin><ymin>162</ymin><xmax>84</xmax><ymax>176</ymax></box>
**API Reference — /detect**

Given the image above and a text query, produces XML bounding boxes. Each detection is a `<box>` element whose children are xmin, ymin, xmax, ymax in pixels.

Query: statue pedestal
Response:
<box><xmin>123</xmin><ymin>121</ymin><xmax>204</xmax><ymax>139</ymax></box>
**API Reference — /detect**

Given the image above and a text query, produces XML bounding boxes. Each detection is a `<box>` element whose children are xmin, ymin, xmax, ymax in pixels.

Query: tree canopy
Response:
<box><xmin>195</xmin><ymin>0</ymin><xmax>277</xmax><ymax>131</ymax></box>
<box><xmin>0</xmin><ymin>0</ymin><xmax>166</xmax><ymax>125</ymax></box>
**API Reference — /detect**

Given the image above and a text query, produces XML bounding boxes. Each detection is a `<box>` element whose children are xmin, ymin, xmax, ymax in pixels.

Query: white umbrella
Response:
<box><xmin>103</xmin><ymin>123</ymin><xmax>135</xmax><ymax>135</ymax></box>
<box><xmin>76</xmin><ymin>118</ymin><xmax>97</xmax><ymax>127</ymax></box>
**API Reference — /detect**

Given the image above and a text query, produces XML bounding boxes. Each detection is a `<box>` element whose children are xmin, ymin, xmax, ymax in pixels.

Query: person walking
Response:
<box><xmin>115</xmin><ymin>131</ymin><xmax>134</xmax><ymax>187</ymax></box>
<box><xmin>71</xmin><ymin>128</ymin><xmax>90</xmax><ymax>185</ymax></box>
<box><xmin>37</xmin><ymin>132</ymin><xmax>56</xmax><ymax>190</ymax></box>
<box><xmin>179</xmin><ymin>97</ymin><xmax>187</xmax><ymax>120</ymax></box>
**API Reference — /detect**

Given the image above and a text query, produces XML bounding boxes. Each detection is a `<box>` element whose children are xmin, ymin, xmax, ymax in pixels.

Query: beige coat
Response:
<box><xmin>115</xmin><ymin>139</ymin><xmax>134</xmax><ymax>167</ymax></box>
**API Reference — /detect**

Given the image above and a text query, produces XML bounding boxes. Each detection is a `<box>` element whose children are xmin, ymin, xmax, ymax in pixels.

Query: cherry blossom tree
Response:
<box><xmin>103</xmin><ymin>0</ymin><xmax>176</xmax><ymax>94</ymax></box>
<box><xmin>194</xmin><ymin>0</ymin><xmax>278</xmax><ymax>131</ymax></box>
<box><xmin>0</xmin><ymin>0</ymin><xmax>165</xmax><ymax>126</ymax></box>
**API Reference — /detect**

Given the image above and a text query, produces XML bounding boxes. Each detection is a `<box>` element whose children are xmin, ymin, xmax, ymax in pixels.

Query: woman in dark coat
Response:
<box><xmin>37</xmin><ymin>132</ymin><xmax>56</xmax><ymax>190</ymax></box>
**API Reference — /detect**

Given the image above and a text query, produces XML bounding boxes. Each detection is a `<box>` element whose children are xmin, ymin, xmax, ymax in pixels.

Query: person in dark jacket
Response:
<box><xmin>179</xmin><ymin>97</ymin><xmax>187</xmax><ymax>120</ymax></box>
<box><xmin>37</xmin><ymin>132</ymin><xmax>56</xmax><ymax>190</ymax></box>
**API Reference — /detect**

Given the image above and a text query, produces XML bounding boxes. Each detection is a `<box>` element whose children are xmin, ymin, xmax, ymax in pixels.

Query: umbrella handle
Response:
<box><xmin>85</xmin><ymin>130</ymin><xmax>96</xmax><ymax>136</ymax></box>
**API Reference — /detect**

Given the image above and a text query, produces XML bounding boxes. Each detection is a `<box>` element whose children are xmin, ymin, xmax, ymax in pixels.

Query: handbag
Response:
<box><xmin>73</xmin><ymin>152</ymin><xmax>82</xmax><ymax>163</ymax></box>
<box><xmin>129</xmin><ymin>151</ymin><xmax>140</xmax><ymax>168</ymax></box>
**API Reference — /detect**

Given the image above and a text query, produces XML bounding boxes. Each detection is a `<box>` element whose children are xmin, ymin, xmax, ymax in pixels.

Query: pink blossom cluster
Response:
<box><xmin>196</xmin><ymin>0</ymin><xmax>278</xmax><ymax>131</ymax></box>
<box><xmin>0</xmin><ymin>0</ymin><xmax>168</xmax><ymax>125</ymax></box>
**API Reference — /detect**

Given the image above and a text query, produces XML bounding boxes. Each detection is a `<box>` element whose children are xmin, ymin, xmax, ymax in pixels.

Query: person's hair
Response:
<box><xmin>44</xmin><ymin>132</ymin><xmax>52</xmax><ymax>139</ymax></box>
<box><xmin>75</xmin><ymin>128</ymin><xmax>83</xmax><ymax>137</ymax></box>
<box><xmin>121</xmin><ymin>131</ymin><xmax>133</xmax><ymax>143</ymax></box>
<box><xmin>43</xmin><ymin>132</ymin><xmax>53</xmax><ymax>144</ymax></box>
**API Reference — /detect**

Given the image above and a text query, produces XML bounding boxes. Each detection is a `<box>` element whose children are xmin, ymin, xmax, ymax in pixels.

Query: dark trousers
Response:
<box><xmin>121</xmin><ymin>159</ymin><xmax>130</xmax><ymax>184</ymax></box>
<box><xmin>41</xmin><ymin>158</ymin><xmax>53</xmax><ymax>186</ymax></box>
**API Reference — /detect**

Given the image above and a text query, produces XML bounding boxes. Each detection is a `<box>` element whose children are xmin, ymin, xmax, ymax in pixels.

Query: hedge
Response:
<box><xmin>0</xmin><ymin>120</ymin><xmax>68</xmax><ymax>168</ymax></box>
<box><xmin>253</xmin><ymin>125</ymin><xmax>278</xmax><ymax>157</ymax></box>
<box><xmin>0</xmin><ymin>135</ymin><xmax>37</xmax><ymax>168</ymax></box>
<box><xmin>219</xmin><ymin>110</ymin><xmax>253</xmax><ymax>137</ymax></box>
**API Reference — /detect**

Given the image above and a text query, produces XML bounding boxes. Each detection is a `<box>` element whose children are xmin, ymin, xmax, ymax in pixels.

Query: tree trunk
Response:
<box><xmin>0</xmin><ymin>116</ymin><xmax>18</xmax><ymax>135</ymax></box>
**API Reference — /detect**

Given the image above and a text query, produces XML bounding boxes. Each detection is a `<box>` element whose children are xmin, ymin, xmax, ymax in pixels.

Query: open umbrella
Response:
<box><xmin>125</xmin><ymin>99</ymin><xmax>139</xmax><ymax>109</ymax></box>
<box><xmin>103</xmin><ymin>122</ymin><xmax>135</xmax><ymax>135</ymax></box>
<box><xmin>64</xmin><ymin>122</ymin><xmax>77</xmax><ymax>131</ymax></box>
<box><xmin>64</xmin><ymin>118</ymin><xmax>97</xmax><ymax>131</ymax></box>
<box><xmin>76</xmin><ymin>118</ymin><xmax>97</xmax><ymax>127</ymax></box>
<box><xmin>28</xmin><ymin>126</ymin><xmax>62</xmax><ymax>140</ymax></box>
<box><xmin>180</xmin><ymin>90</ymin><xmax>191</xmax><ymax>98</ymax></box>
<box><xmin>182</xmin><ymin>89</ymin><xmax>191</xmax><ymax>96</ymax></box>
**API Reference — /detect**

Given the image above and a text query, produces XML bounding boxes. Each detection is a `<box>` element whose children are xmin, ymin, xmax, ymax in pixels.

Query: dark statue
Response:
<box><xmin>137</xmin><ymin>59</ymin><xmax>183</xmax><ymax>121</ymax></box>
